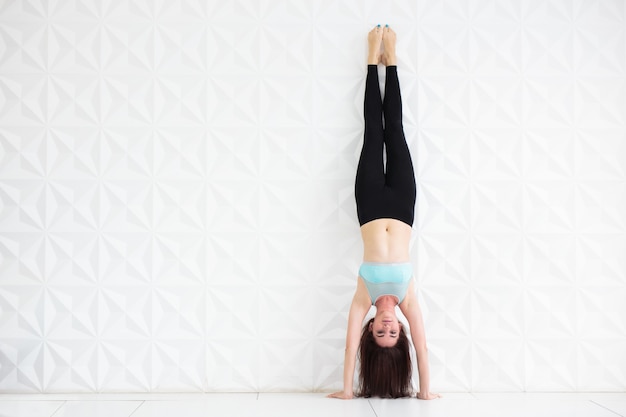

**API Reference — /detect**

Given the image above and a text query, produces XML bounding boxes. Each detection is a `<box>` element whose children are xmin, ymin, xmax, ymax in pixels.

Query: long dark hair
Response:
<box><xmin>357</xmin><ymin>317</ymin><xmax>412</xmax><ymax>398</ymax></box>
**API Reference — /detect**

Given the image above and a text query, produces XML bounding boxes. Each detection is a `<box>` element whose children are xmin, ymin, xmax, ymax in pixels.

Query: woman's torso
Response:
<box><xmin>360</xmin><ymin>218</ymin><xmax>412</xmax><ymax>263</ymax></box>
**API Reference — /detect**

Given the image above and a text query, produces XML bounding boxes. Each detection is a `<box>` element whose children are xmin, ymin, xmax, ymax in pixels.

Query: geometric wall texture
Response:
<box><xmin>0</xmin><ymin>0</ymin><xmax>625</xmax><ymax>393</ymax></box>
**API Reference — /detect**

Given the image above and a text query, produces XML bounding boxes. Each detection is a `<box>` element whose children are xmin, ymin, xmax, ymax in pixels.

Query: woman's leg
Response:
<box><xmin>355</xmin><ymin>64</ymin><xmax>385</xmax><ymax>226</ymax></box>
<box><xmin>355</xmin><ymin>27</ymin><xmax>386</xmax><ymax>226</ymax></box>
<box><xmin>382</xmin><ymin>29</ymin><xmax>416</xmax><ymax>226</ymax></box>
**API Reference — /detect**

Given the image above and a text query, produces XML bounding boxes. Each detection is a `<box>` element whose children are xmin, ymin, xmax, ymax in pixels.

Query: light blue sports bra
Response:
<box><xmin>358</xmin><ymin>262</ymin><xmax>413</xmax><ymax>305</ymax></box>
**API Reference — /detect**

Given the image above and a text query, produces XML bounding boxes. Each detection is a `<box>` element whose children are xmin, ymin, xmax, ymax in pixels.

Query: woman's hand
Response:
<box><xmin>417</xmin><ymin>391</ymin><xmax>441</xmax><ymax>400</ymax></box>
<box><xmin>327</xmin><ymin>391</ymin><xmax>354</xmax><ymax>400</ymax></box>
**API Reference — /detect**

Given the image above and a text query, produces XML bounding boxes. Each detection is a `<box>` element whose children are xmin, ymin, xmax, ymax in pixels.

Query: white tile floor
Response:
<box><xmin>0</xmin><ymin>393</ymin><xmax>625</xmax><ymax>417</ymax></box>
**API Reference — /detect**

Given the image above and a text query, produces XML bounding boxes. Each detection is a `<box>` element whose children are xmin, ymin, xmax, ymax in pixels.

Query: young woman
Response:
<box><xmin>328</xmin><ymin>25</ymin><xmax>440</xmax><ymax>400</ymax></box>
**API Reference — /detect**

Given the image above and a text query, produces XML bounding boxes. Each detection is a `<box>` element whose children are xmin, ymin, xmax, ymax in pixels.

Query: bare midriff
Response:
<box><xmin>360</xmin><ymin>218</ymin><xmax>412</xmax><ymax>263</ymax></box>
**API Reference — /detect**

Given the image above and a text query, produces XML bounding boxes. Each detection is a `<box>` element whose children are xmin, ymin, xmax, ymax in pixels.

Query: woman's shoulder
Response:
<box><xmin>399</xmin><ymin>278</ymin><xmax>417</xmax><ymax>308</ymax></box>
<box><xmin>352</xmin><ymin>276</ymin><xmax>374</xmax><ymax>308</ymax></box>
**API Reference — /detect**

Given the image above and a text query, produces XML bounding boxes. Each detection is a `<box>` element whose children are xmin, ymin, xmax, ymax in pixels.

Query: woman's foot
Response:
<box><xmin>367</xmin><ymin>25</ymin><xmax>383</xmax><ymax>65</ymax></box>
<box><xmin>382</xmin><ymin>26</ymin><xmax>397</xmax><ymax>66</ymax></box>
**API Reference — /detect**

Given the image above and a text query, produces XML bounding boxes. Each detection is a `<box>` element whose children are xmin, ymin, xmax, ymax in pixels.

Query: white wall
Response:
<box><xmin>1</xmin><ymin>0</ymin><xmax>625</xmax><ymax>393</ymax></box>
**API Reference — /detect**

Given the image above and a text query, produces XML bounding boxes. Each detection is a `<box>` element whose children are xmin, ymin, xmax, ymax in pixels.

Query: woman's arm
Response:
<box><xmin>400</xmin><ymin>280</ymin><xmax>440</xmax><ymax>400</ymax></box>
<box><xmin>327</xmin><ymin>277</ymin><xmax>371</xmax><ymax>399</ymax></box>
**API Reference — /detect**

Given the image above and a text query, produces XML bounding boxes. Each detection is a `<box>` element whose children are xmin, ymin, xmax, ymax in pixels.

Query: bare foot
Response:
<box><xmin>367</xmin><ymin>25</ymin><xmax>383</xmax><ymax>65</ymax></box>
<box><xmin>382</xmin><ymin>26</ymin><xmax>397</xmax><ymax>66</ymax></box>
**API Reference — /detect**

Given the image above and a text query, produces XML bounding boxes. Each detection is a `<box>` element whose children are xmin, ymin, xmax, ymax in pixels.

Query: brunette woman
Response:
<box><xmin>328</xmin><ymin>25</ymin><xmax>440</xmax><ymax>400</ymax></box>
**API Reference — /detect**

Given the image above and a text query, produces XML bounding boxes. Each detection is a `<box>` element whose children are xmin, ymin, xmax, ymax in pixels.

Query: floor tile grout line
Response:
<box><xmin>48</xmin><ymin>400</ymin><xmax>66</xmax><ymax>417</ymax></box>
<box><xmin>367</xmin><ymin>399</ymin><xmax>379</xmax><ymax>417</ymax></box>
<box><xmin>127</xmin><ymin>400</ymin><xmax>146</xmax><ymax>417</ymax></box>
<box><xmin>590</xmin><ymin>400</ymin><xmax>624</xmax><ymax>417</ymax></box>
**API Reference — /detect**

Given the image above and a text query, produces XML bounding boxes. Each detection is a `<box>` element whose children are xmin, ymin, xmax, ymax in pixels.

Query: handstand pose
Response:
<box><xmin>328</xmin><ymin>25</ymin><xmax>440</xmax><ymax>400</ymax></box>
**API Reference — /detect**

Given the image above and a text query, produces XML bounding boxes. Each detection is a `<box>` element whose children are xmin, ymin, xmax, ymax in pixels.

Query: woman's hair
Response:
<box><xmin>357</xmin><ymin>317</ymin><xmax>412</xmax><ymax>398</ymax></box>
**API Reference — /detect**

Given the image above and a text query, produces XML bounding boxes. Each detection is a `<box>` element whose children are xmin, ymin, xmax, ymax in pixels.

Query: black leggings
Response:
<box><xmin>355</xmin><ymin>65</ymin><xmax>416</xmax><ymax>227</ymax></box>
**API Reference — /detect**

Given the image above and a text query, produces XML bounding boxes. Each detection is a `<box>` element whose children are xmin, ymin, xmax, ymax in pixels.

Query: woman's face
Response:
<box><xmin>369</xmin><ymin>312</ymin><xmax>401</xmax><ymax>347</ymax></box>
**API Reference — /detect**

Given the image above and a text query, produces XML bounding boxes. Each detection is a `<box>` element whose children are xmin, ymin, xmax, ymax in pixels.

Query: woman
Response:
<box><xmin>328</xmin><ymin>25</ymin><xmax>440</xmax><ymax>400</ymax></box>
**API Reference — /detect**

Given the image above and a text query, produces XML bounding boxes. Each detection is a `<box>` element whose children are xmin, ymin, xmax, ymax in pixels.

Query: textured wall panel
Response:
<box><xmin>0</xmin><ymin>0</ymin><xmax>625</xmax><ymax>393</ymax></box>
